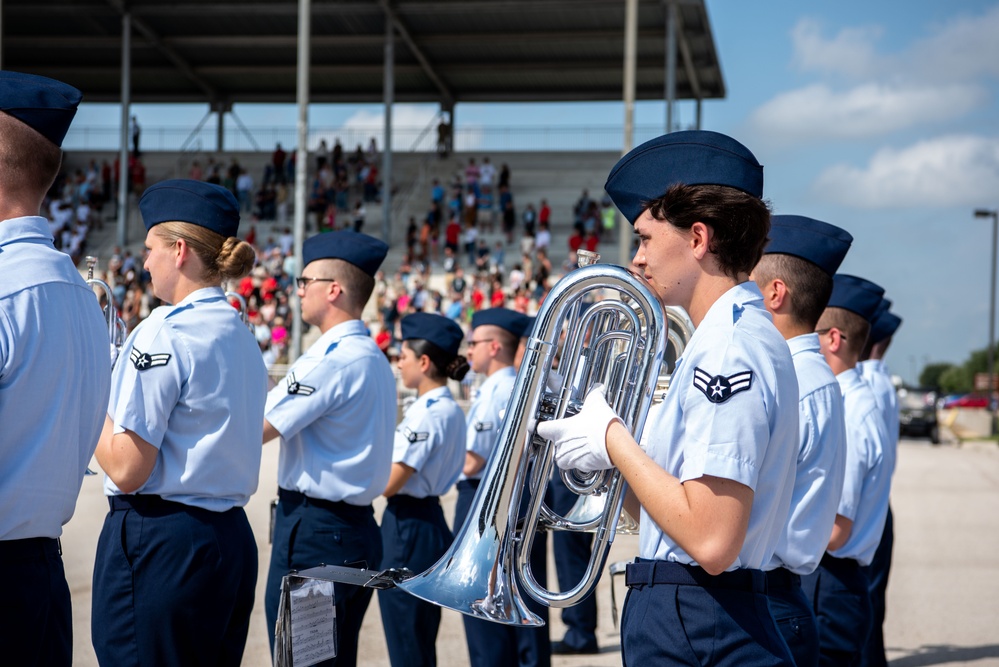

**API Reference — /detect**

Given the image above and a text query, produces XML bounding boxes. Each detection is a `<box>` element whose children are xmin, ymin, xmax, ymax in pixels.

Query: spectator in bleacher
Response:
<box><xmin>236</xmin><ymin>169</ymin><xmax>254</xmax><ymax>212</ymax></box>
<box><xmin>464</xmin><ymin>157</ymin><xmax>480</xmax><ymax>194</ymax></box>
<box><xmin>445</xmin><ymin>214</ymin><xmax>461</xmax><ymax>255</ymax></box>
<box><xmin>272</xmin><ymin>143</ymin><xmax>287</xmax><ymax>181</ymax></box>
<box><xmin>498</xmin><ymin>163</ymin><xmax>510</xmax><ymax>189</ymax></box>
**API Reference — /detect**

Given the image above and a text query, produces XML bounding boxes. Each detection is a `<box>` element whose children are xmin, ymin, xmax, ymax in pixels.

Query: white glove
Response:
<box><xmin>536</xmin><ymin>385</ymin><xmax>623</xmax><ymax>472</ymax></box>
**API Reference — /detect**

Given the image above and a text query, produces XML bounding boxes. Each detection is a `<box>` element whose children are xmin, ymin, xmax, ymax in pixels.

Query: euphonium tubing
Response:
<box><xmin>396</xmin><ymin>261</ymin><xmax>665</xmax><ymax>623</ymax></box>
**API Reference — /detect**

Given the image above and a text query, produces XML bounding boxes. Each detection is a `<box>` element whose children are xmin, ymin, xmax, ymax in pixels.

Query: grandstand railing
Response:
<box><xmin>63</xmin><ymin>124</ymin><xmax>671</xmax><ymax>153</ymax></box>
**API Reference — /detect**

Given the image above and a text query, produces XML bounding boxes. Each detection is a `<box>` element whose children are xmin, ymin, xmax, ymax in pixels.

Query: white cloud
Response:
<box><xmin>813</xmin><ymin>135</ymin><xmax>999</xmax><ymax>208</ymax></box>
<box><xmin>748</xmin><ymin>82</ymin><xmax>985</xmax><ymax>144</ymax></box>
<box><xmin>906</xmin><ymin>4</ymin><xmax>999</xmax><ymax>82</ymax></box>
<box><xmin>791</xmin><ymin>18</ymin><xmax>883</xmax><ymax>79</ymax></box>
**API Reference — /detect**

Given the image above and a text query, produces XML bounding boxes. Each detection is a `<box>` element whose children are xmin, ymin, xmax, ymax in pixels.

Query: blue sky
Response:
<box><xmin>70</xmin><ymin>0</ymin><xmax>999</xmax><ymax>382</ymax></box>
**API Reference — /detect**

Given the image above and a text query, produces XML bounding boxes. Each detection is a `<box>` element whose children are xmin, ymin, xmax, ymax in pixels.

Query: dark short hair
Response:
<box><xmin>0</xmin><ymin>112</ymin><xmax>63</xmax><ymax>196</ymax></box>
<box><xmin>645</xmin><ymin>183</ymin><xmax>772</xmax><ymax>279</ymax></box>
<box><xmin>754</xmin><ymin>253</ymin><xmax>833</xmax><ymax>329</ymax></box>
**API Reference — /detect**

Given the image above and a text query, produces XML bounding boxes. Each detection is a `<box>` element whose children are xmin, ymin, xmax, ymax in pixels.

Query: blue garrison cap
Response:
<box><xmin>605</xmin><ymin>130</ymin><xmax>764</xmax><ymax>224</ymax></box>
<box><xmin>140</xmin><ymin>179</ymin><xmax>240</xmax><ymax>238</ymax></box>
<box><xmin>765</xmin><ymin>215</ymin><xmax>853</xmax><ymax>276</ymax></box>
<box><xmin>302</xmin><ymin>230</ymin><xmax>388</xmax><ymax>277</ymax></box>
<box><xmin>471</xmin><ymin>308</ymin><xmax>531</xmax><ymax>337</ymax></box>
<box><xmin>871</xmin><ymin>298</ymin><xmax>892</xmax><ymax>325</ymax></box>
<box><xmin>828</xmin><ymin>274</ymin><xmax>885</xmax><ymax>322</ymax></box>
<box><xmin>0</xmin><ymin>71</ymin><xmax>82</xmax><ymax>147</ymax></box>
<box><xmin>870</xmin><ymin>310</ymin><xmax>902</xmax><ymax>343</ymax></box>
<box><xmin>522</xmin><ymin>316</ymin><xmax>536</xmax><ymax>338</ymax></box>
<box><xmin>401</xmin><ymin>312</ymin><xmax>464</xmax><ymax>357</ymax></box>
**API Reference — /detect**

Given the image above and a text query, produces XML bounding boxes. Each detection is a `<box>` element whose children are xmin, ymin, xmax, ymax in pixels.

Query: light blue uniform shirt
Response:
<box><xmin>639</xmin><ymin>283</ymin><xmax>799</xmax><ymax>570</ymax></box>
<box><xmin>0</xmin><ymin>217</ymin><xmax>111</xmax><ymax>540</ymax></box>
<box><xmin>829</xmin><ymin>367</ymin><xmax>892</xmax><ymax>566</ymax></box>
<box><xmin>461</xmin><ymin>365</ymin><xmax>516</xmax><ymax>481</ymax></box>
<box><xmin>767</xmin><ymin>333</ymin><xmax>847</xmax><ymax>575</ymax></box>
<box><xmin>392</xmin><ymin>385</ymin><xmax>466</xmax><ymax>498</ymax></box>
<box><xmin>265</xmin><ymin>319</ymin><xmax>396</xmax><ymax>505</ymax></box>
<box><xmin>105</xmin><ymin>287</ymin><xmax>266</xmax><ymax>510</ymax></box>
<box><xmin>859</xmin><ymin>359</ymin><xmax>900</xmax><ymax>450</ymax></box>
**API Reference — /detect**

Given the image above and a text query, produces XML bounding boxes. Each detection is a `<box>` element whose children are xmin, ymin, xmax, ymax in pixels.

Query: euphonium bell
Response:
<box><xmin>396</xmin><ymin>254</ymin><xmax>665</xmax><ymax>624</ymax></box>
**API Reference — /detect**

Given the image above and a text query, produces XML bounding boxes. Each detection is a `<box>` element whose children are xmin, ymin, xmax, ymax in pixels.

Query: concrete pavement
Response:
<box><xmin>61</xmin><ymin>437</ymin><xmax>999</xmax><ymax>666</ymax></box>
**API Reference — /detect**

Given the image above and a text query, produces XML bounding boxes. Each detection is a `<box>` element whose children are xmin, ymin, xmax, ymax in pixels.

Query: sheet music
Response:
<box><xmin>290</xmin><ymin>579</ymin><xmax>336</xmax><ymax>666</ymax></box>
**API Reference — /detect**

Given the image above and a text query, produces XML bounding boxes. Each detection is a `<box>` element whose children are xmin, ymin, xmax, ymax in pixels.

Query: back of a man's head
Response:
<box><xmin>753</xmin><ymin>253</ymin><xmax>833</xmax><ymax>329</ymax></box>
<box><xmin>0</xmin><ymin>112</ymin><xmax>63</xmax><ymax>200</ymax></box>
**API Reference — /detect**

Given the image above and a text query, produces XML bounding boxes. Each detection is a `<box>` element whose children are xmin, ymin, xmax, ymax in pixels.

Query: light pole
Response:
<box><xmin>975</xmin><ymin>208</ymin><xmax>999</xmax><ymax>430</ymax></box>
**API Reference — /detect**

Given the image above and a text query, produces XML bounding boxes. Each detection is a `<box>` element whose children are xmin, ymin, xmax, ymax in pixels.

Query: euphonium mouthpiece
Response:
<box><xmin>576</xmin><ymin>250</ymin><xmax>599</xmax><ymax>267</ymax></box>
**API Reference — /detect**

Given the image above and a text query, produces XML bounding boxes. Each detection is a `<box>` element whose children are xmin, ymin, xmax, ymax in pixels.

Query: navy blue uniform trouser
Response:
<box><xmin>266</xmin><ymin>488</ymin><xmax>382</xmax><ymax>667</ymax></box>
<box><xmin>766</xmin><ymin>568</ymin><xmax>819</xmax><ymax>667</ymax></box>
<box><xmin>0</xmin><ymin>537</ymin><xmax>72</xmax><ymax>666</ymax></box>
<box><xmin>378</xmin><ymin>495</ymin><xmax>453</xmax><ymax>667</ymax></box>
<box><xmin>92</xmin><ymin>495</ymin><xmax>257</xmax><ymax>667</ymax></box>
<box><xmin>454</xmin><ymin>479</ymin><xmax>551</xmax><ymax>667</ymax></box>
<box><xmin>622</xmin><ymin>559</ymin><xmax>794</xmax><ymax>667</ymax></box>
<box><xmin>860</xmin><ymin>506</ymin><xmax>893</xmax><ymax>667</ymax></box>
<box><xmin>549</xmin><ymin>474</ymin><xmax>599</xmax><ymax>650</ymax></box>
<box><xmin>802</xmin><ymin>553</ymin><xmax>873</xmax><ymax>667</ymax></box>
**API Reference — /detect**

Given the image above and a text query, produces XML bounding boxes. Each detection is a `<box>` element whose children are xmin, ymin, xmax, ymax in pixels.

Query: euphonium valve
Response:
<box><xmin>396</xmin><ymin>259</ymin><xmax>666</xmax><ymax>623</ymax></box>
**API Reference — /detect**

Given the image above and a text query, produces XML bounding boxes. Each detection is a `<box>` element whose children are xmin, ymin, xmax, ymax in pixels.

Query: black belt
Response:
<box><xmin>819</xmin><ymin>552</ymin><xmax>861</xmax><ymax>573</ymax></box>
<box><xmin>0</xmin><ymin>536</ymin><xmax>61</xmax><ymax>561</ymax></box>
<box><xmin>109</xmin><ymin>494</ymin><xmax>189</xmax><ymax>515</ymax></box>
<box><xmin>278</xmin><ymin>488</ymin><xmax>372</xmax><ymax>520</ymax></box>
<box><xmin>626</xmin><ymin>559</ymin><xmax>767</xmax><ymax>593</ymax></box>
<box><xmin>765</xmin><ymin>567</ymin><xmax>802</xmax><ymax>592</ymax></box>
<box><xmin>387</xmin><ymin>495</ymin><xmax>440</xmax><ymax>509</ymax></box>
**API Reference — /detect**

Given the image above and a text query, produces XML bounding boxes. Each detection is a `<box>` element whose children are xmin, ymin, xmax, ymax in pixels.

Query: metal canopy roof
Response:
<box><xmin>3</xmin><ymin>0</ymin><xmax>724</xmax><ymax>106</ymax></box>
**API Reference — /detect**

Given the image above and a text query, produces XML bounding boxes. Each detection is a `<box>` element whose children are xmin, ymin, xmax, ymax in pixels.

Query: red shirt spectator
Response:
<box><xmin>584</xmin><ymin>233</ymin><xmax>599</xmax><ymax>252</ymax></box>
<box><xmin>539</xmin><ymin>200</ymin><xmax>551</xmax><ymax>225</ymax></box>
<box><xmin>471</xmin><ymin>286</ymin><xmax>485</xmax><ymax>310</ymax></box>
<box><xmin>568</xmin><ymin>231</ymin><xmax>584</xmax><ymax>253</ymax></box>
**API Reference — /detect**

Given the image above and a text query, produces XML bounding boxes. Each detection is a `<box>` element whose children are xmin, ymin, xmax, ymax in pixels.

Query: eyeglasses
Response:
<box><xmin>296</xmin><ymin>276</ymin><xmax>337</xmax><ymax>290</ymax></box>
<box><xmin>467</xmin><ymin>338</ymin><xmax>495</xmax><ymax>348</ymax></box>
<box><xmin>815</xmin><ymin>328</ymin><xmax>847</xmax><ymax>340</ymax></box>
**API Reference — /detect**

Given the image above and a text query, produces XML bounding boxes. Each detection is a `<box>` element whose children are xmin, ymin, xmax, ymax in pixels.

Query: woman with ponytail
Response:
<box><xmin>92</xmin><ymin>180</ymin><xmax>267</xmax><ymax>667</ymax></box>
<box><xmin>378</xmin><ymin>312</ymin><xmax>469</xmax><ymax>667</ymax></box>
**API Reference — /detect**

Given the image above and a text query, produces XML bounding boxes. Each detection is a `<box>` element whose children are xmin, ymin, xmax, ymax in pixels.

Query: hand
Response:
<box><xmin>536</xmin><ymin>385</ymin><xmax>623</xmax><ymax>472</ymax></box>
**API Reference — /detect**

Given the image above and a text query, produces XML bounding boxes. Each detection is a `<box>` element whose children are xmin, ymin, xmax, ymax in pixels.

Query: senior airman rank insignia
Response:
<box><xmin>693</xmin><ymin>367</ymin><xmax>753</xmax><ymax>404</ymax></box>
<box><xmin>403</xmin><ymin>427</ymin><xmax>429</xmax><ymax>443</ymax></box>
<box><xmin>286</xmin><ymin>372</ymin><xmax>315</xmax><ymax>396</ymax></box>
<box><xmin>474</xmin><ymin>421</ymin><xmax>494</xmax><ymax>432</ymax></box>
<box><xmin>130</xmin><ymin>348</ymin><xmax>171</xmax><ymax>371</ymax></box>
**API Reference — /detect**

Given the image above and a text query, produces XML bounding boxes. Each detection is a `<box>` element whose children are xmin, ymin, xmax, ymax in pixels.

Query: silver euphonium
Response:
<box><xmin>224</xmin><ymin>289</ymin><xmax>253</xmax><ymax>330</ymax></box>
<box><xmin>396</xmin><ymin>251</ymin><xmax>665</xmax><ymax>625</ymax></box>
<box><xmin>86</xmin><ymin>256</ymin><xmax>126</xmax><ymax>365</ymax></box>
<box><xmin>559</xmin><ymin>302</ymin><xmax>692</xmax><ymax>535</ymax></box>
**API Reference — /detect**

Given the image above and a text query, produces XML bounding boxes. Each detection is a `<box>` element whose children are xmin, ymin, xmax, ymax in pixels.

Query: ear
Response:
<box><xmin>762</xmin><ymin>278</ymin><xmax>789</xmax><ymax>312</ymax></box>
<box><xmin>418</xmin><ymin>353</ymin><xmax>432</xmax><ymax>375</ymax></box>
<box><xmin>688</xmin><ymin>221</ymin><xmax>712</xmax><ymax>260</ymax></box>
<box><xmin>173</xmin><ymin>238</ymin><xmax>188</xmax><ymax>269</ymax></box>
<box><xmin>828</xmin><ymin>328</ymin><xmax>845</xmax><ymax>354</ymax></box>
<box><xmin>325</xmin><ymin>280</ymin><xmax>343</xmax><ymax>304</ymax></box>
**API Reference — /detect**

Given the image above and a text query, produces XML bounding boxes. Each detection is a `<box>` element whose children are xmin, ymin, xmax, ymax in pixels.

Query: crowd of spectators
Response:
<box><xmin>58</xmin><ymin>141</ymin><xmax>615</xmax><ymax>379</ymax></box>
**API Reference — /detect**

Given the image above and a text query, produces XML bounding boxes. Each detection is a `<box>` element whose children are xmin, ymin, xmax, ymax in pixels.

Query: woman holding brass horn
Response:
<box><xmin>91</xmin><ymin>179</ymin><xmax>266</xmax><ymax>667</ymax></box>
<box><xmin>538</xmin><ymin>132</ymin><xmax>800</xmax><ymax>665</ymax></box>
<box><xmin>378</xmin><ymin>312</ymin><xmax>469</xmax><ymax>667</ymax></box>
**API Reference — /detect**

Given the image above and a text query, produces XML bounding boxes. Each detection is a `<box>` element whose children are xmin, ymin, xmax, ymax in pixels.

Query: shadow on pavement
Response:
<box><xmin>890</xmin><ymin>643</ymin><xmax>999</xmax><ymax>666</ymax></box>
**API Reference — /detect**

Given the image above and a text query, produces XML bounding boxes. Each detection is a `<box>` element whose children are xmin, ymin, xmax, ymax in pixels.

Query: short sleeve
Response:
<box><xmin>676</xmin><ymin>336</ymin><xmax>772</xmax><ymax>490</ymax></box>
<box><xmin>109</xmin><ymin>321</ymin><xmax>187</xmax><ymax>449</ymax></box>
<box><xmin>394</xmin><ymin>410</ymin><xmax>439</xmax><ymax>472</ymax></box>
<box><xmin>264</xmin><ymin>357</ymin><xmax>344</xmax><ymax>441</ymax></box>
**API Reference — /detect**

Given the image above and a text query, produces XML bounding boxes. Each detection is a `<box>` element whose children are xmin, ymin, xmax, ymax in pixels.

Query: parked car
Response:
<box><xmin>898</xmin><ymin>387</ymin><xmax>939</xmax><ymax>444</ymax></box>
<box><xmin>942</xmin><ymin>393</ymin><xmax>989</xmax><ymax>409</ymax></box>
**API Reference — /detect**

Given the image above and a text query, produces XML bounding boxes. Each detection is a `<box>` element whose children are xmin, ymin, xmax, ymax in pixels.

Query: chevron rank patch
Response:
<box><xmin>130</xmin><ymin>348</ymin><xmax>171</xmax><ymax>371</ymax></box>
<box><xmin>693</xmin><ymin>367</ymin><xmax>753</xmax><ymax>404</ymax></box>
<box><xmin>403</xmin><ymin>427</ymin><xmax>429</xmax><ymax>443</ymax></box>
<box><xmin>286</xmin><ymin>372</ymin><xmax>316</xmax><ymax>396</ymax></box>
<box><xmin>474</xmin><ymin>421</ymin><xmax>494</xmax><ymax>432</ymax></box>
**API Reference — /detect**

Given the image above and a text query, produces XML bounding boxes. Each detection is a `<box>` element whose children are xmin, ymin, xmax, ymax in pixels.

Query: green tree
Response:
<box><xmin>919</xmin><ymin>362</ymin><xmax>954</xmax><ymax>389</ymax></box>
